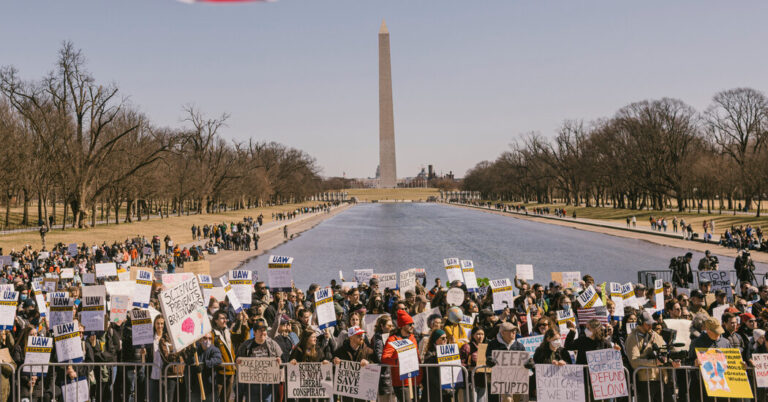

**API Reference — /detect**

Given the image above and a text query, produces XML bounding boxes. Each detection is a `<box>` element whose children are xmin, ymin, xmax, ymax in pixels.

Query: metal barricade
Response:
<box><xmin>633</xmin><ymin>365</ymin><xmax>763</xmax><ymax>402</ymax></box>
<box><xmin>17</xmin><ymin>361</ymin><xmax>153</xmax><ymax>402</ymax></box>
<box><xmin>471</xmin><ymin>363</ymin><xmax>632</xmax><ymax>402</ymax></box>
<box><xmin>638</xmin><ymin>270</ymin><xmax>739</xmax><ymax>289</ymax></box>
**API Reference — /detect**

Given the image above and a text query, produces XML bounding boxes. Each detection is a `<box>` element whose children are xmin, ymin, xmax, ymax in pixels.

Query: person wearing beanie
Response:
<box><xmin>381</xmin><ymin>309</ymin><xmax>421</xmax><ymax>397</ymax></box>
<box><xmin>421</xmin><ymin>329</ymin><xmax>453</xmax><ymax>402</ymax></box>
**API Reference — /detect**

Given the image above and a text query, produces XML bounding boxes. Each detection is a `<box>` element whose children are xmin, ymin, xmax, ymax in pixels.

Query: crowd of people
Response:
<box><xmin>0</xmin><ymin>236</ymin><xmax>765</xmax><ymax>402</ymax></box>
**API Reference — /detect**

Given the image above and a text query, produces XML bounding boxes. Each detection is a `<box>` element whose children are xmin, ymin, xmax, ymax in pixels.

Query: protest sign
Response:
<box><xmin>516</xmin><ymin>264</ymin><xmax>534</xmax><ymax>281</ymax></box>
<box><xmin>699</xmin><ymin>271</ymin><xmax>733</xmax><ymax>301</ymax></box>
<box><xmin>459</xmin><ymin>313</ymin><xmax>476</xmax><ymax>340</ymax></box>
<box><xmin>82</xmin><ymin>273</ymin><xmax>95</xmax><ymax>285</ymax></box>
<box><xmin>333</xmin><ymin>360</ymin><xmax>381</xmax><ymax>400</ymax></box>
<box><xmin>95</xmin><ymin>263</ymin><xmax>117</xmax><ymax>278</ymax></box>
<box><xmin>577</xmin><ymin>285</ymin><xmax>602</xmax><ymax>308</ymax></box>
<box><xmin>753</xmin><ymin>353</ymin><xmax>768</xmax><ymax>388</ymax></box>
<box><xmin>81</xmin><ymin>286</ymin><xmax>106</xmax><ymax>333</ymax></box>
<box><xmin>712</xmin><ymin>305</ymin><xmax>728</xmax><ymax>324</ymax></box>
<box><xmin>53</xmin><ymin>322</ymin><xmax>84</xmax><ymax>363</ymax></box>
<box><xmin>609</xmin><ymin>283</ymin><xmax>625</xmax><ymax>317</ymax></box>
<box><xmin>198</xmin><ymin>274</ymin><xmax>213</xmax><ymax>304</ymax></box>
<box><xmin>314</xmin><ymin>287</ymin><xmax>336</xmax><ymax>329</ymax></box>
<box><xmin>267</xmin><ymin>255</ymin><xmax>293</xmax><ymax>292</ymax></box>
<box><xmin>413</xmin><ymin>307</ymin><xmax>441</xmax><ymax>335</ymax></box>
<box><xmin>586</xmin><ymin>349</ymin><xmax>628</xmax><ymax>400</ymax></box>
<box><xmin>562</xmin><ymin>272</ymin><xmax>582</xmax><ymax>290</ymax></box>
<box><xmin>43</xmin><ymin>278</ymin><xmax>57</xmax><ymax>293</ymax></box>
<box><xmin>0</xmin><ymin>285</ymin><xmax>12</xmax><ymax>293</ymax></box>
<box><xmin>133</xmin><ymin>269</ymin><xmax>153</xmax><ymax>308</ymax></box>
<box><xmin>209</xmin><ymin>287</ymin><xmax>226</xmax><ymax>304</ymax></box>
<box><xmin>229</xmin><ymin>270</ymin><xmax>254</xmax><ymax>308</ymax></box>
<box><xmin>183</xmin><ymin>260</ymin><xmax>210</xmax><ymax>275</ymax></box>
<box><xmin>621</xmin><ymin>282</ymin><xmax>638</xmax><ymax>308</ymax></box>
<box><xmin>104</xmin><ymin>281</ymin><xmax>134</xmax><ymax>297</ymax></box>
<box><xmin>32</xmin><ymin>284</ymin><xmax>47</xmax><ymax>318</ymax></box>
<box><xmin>399</xmin><ymin>269</ymin><xmax>417</xmax><ymax>294</ymax></box>
<box><xmin>237</xmin><ymin>357</ymin><xmax>282</xmax><ymax>384</ymax></box>
<box><xmin>490</xmin><ymin>278</ymin><xmax>514</xmax><ymax>313</ymax></box>
<box><xmin>161</xmin><ymin>273</ymin><xmax>195</xmax><ymax>288</ymax></box>
<box><xmin>519</xmin><ymin>335</ymin><xmax>544</xmax><ymax>358</ymax></box>
<box><xmin>696</xmin><ymin>348</ymin><xmax>753</xmax><ymax>398</ymax></box>
<box><xmin>286</xmin><ymin>362</ymin><xmax>332</xmax><ymax>399</ymax></box>
<box><xmin>446</xmin><ymin>288</ymin><xmax>465</xmax><ymax>306</ymax></box>
<box><xmin>363</xmin><ymin>314</ymin><xmax>383</xmax><ymax>341</ymax></box>
<box><xmin>0</xmin><ymin>256</ymin><xmax>10</xmax><ymax>267</ymax></box>
<box><xmin>664</xmin><ymin>319</ymin><xmax>692</xmax><ymax>351</ymax></box>
<box><xmin>490</xmin><ymin>350</ymin><xmax>529</xmax><ymax>395</ymax></box>
<box><xmin>159</xmin><ymin>276</ymin><xmax>211</xmax><ymax>353</ymax></box>
<box><xmin>654</xmin><ymin>279</ymin><xmax>664</xmax><ymax>309</ymax></box>
<box><xmin>373</xmin><ymin>273</ymin><xmax>397</xmax><ymax>290</ymax></box>
<box><xmin>109</xmin><ymin>295</ymin><xmax>131</xmax><ymax>323</ymax></box>
<box><xmin>444</xmin><ymin>258</ymin><xmax>463</xmax><ymax>284</ymax></box>
<box><xmin>50</xmin><ymin>295</ymin><xmax>74</xmax><ymax>327</ymax></box>
<box><xmin>0</xmin><ymin>291</ymin><xmax>17</xmax><ymax>330</ymax></box>
<box><xmin>436</xmin><ymin>343</ymin><xmax>463</xmax><ymax>388</ymax></box>
<box><xmin>60</xmin><ymin>268</ymin><xmax>75</xmax><ymax>280</ymax></box>
<box><xmin>460</xmin><ymin>260</ymin><xmax>479</xmax><ymax>292</ymax></box>
<box><xmin>62</xmin><ymin>377</ymin><xmax>89</xmax><ymax>402</ymax></box>
<box><xmin>129</xmin><ymin>309</ymin><xmax>153</xmax><ymax>346</ymax></box>
<box><xmin>67</xmin><ymin>243</ymin><xmax>78</xmax><ymax>256</ymax></box>
<box><xmin>341</xmin><ymin>281</ymin><xmax>357</xmax><ymax>289</ymax></box>
<box><xmin>22</xmin><ymin>336</ymin><xmax>52</xmax><ymax>376</ymax></box>
<box><xmin>389</xmin><ymin>339</ymin><xmax>419</xmax><ymax>380</ymax></box>
<box><xmin>218</xmin><ymin>278</ymin><xmax>243</xmax><ymax>314</ymax></box>
<box><xmin>413</xmin><ymin>268</ymin><xmax>426</xmax><ymax>279</ymax></box>
<box><xmin>535</xmin><ymin>364</ymin><xmax>586</xmax><ymax>402</ymax></box>
<box><xmin>354</xmin><ymin>269</ymin><xmax>373</xmax><ymax>286</ymax></box>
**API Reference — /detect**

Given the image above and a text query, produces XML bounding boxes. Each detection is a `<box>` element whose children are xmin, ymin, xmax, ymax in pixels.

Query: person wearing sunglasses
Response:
<box><xmin>187</xmin><ymin>332</ymin><xmax>223</xmax><ymax>402</ymax></box>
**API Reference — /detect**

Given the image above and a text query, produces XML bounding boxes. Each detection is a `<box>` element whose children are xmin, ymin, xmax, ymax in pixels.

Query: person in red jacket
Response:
<box><xmin>381</xmin><ymin>310</ymin><xmax>421</xmax><ymax>402</ymax></box>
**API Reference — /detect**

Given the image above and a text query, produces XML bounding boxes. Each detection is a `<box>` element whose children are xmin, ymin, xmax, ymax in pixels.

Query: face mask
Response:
<box><xmin>550</xmin><ymin>339</ymin><xmax>562</xmax><ymax>349</ymax></box>
<box><xmin>201</xmin><ymin>340</ymin><xmax>212</xmax><ymax>349</ymax></box>
<box><xmin>585</xmin><ymin>328</ymin><xmax>593</xmax><ymax>338</ymax></box>
<box><xmin>562</xmin><ymin>304</ymin><xmax>571</xmax><ymax>313</ymax></box>
<box><xmin>20</xmin><ymin>295</ymin><xmax>27</xmax><ymax>301</ymax></box>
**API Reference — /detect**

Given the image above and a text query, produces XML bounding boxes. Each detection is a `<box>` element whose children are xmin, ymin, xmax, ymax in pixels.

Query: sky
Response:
<box><xmin>3</xmin><ymin>1</ymin><xmax>768</xmax><ymax>179</ymax></box>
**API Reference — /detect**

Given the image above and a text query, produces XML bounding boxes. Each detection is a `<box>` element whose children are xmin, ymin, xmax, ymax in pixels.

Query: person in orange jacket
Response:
<box><xmin>381</xmin><ymin>309</ymin><xmax>421</xmax><ymax>401</ymax></box>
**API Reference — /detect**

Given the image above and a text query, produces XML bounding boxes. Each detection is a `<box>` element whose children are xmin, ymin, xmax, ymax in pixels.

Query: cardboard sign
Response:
<box><xmin>399</xmin><ymin>269</ymin><xmax>417</xmax><ymax>294</ymax></box>
<box><xmin>62</xmin><ymin>377</ymin><xmax>89</xmax><ymax>402</ymax></box>
<box><xmin>586</xmin><ymin>349</ymin><xmax>628</xmax><ymax>400</ymax></box>
<box><xmin>699</xmin><ymin>271</ymin><xmax>733</xmax><ymax>302</ymax></box>
<box><xmin>752</xmin><ymin>353</ymin><xmax>768</xmax><ymax>388</ymax></box>
<box><xmin>286</xmin><ymin>362</ymin><xmax>332</xmax><ymax>398</ymax></box>
<box><xmin>159</xmin><ymin>276</ymin><xmax>211</xmax><ymax>352</ymax></box>
<box><xmin>354</xmin><ymin>269</ymin><xmax>374</xmax><ymax>286</ymax></box>
<box><xmin>95</xmin><ymin>263</ymin><xmax>117</xmax><ymax>278</ymax></box>
<box><xmin>267</xmin><ymin>255</ymin><xmax>293</xmax><ymax>292</ymax></box>
<box><xmin>443</xmin><ymin>258</ymin><xmax>463</xmax><ymax>284</ymax></box>
<box><xmin>183</xmin><ymin>260</ymin><xmax>210</xmax><ymax>275</ymax></box>
<box><xmin>237</xmin><ymin>357</ymin><xmax>282</xmax><ymax>384</ymax></box>
<box><xmin>696</xmin><ymin>348</ymin><xmax>753</xmax><ymax>398</ymax></box>
<box><xmin>333</xmin><ymin>360</ymin><xmax>381</xmax><ymax>400</ymax></box>
<box><xmin>81</xmin><ymin>286</ymin><xmax>106</xmax><ymax>334</ymax></box>
<box><xmin>535</xmin><ymin>364</ymin><xmax>586</xmax><ymax>402</ymax></box>
<box><xmin>446</xmin><ymin>288</ymin><xmax>465</xmax><ymax>306</ymax></box>
<box><xmin>109</xmin><ymin>295</ymin><xmax>131</xmax><ymax>323</ymax></box>
<box><xmin>374</xmin><ymin>273</ymin><xmax>397</xmax><ymax>290</ymax></box>
<box><xmin>133</xmin><ymin>269</ymin><xmax>153</xmax><ymax>308</ymax></box>
<box><xmin>389</xmin><ymin>339</ymin><xmax>419</xmax><ymax>380</ymax></box>
<box><xmin>436</xmin><ymin>343</ymin><xmax>463</xmax><ymax>388</ymax></box>
<box><xmin>22</xmin><ymin>336</ymin><xmax>52</xmax><ymax>376</ymax></box>
<box><xmin>229</xmin><ymin>270</ymin><xmax>254</xmax><ymax>308</ymax></box>
<box><xmin>490</xmin><ymin>350</ymin><xmax>529</xmax><ymax>395</ymax></box>
<box><xmin>519</xmin><ymin>335</ymin><xmax>544</xmax><ymax>358</ymax></box>
<box><xmin>218</xmin><ymin>278</ymin><xmax>243</xmax><ymax>314</ymax></box>
<box><xmin>0</xmin><ymin>291</ymin><xmax>17</xmax><ymax>330</ymax></box>
<box><xmin>53</xmin><ymin>322</ymin><xmax>84</xmax><ymax>363</ymax></box>
<box><xmin>490</xmin><ymin>278</ymin><xmax>514</xmax><ymax>313</ymax></box>
<box><xmin>315</xmin><ymin>287</ymin><xmax>336</xmax><ymax>330</ymax></box>
<box><xmin>460</xmin><ymin>260</ymin><xmax>479</xmax><ymax>292</ymax></box>
<box><xmin>516</xmin><ymin>264</ymin><xmax>534</xmax><ymax>281</ymax></box>
<box><xmin>198</xmin><ymin>274</ymin><xmax>213</xmax><ymax>304</ymax></box>
<box><xmin>49</xmin><ymin>296</ymin><xmax>74</xmax><ymax>328</ymax></box>
<box><xmin>129</xmin><ymin>309</ymin><xmax>154</xmax><ymax>346</ymax></box>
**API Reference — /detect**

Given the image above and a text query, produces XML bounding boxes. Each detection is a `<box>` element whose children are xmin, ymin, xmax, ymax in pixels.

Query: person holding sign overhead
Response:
<box><xmin>381</xmin><ymin>310</ymin><xmax>421</xmax><ymax>402</ymax></box>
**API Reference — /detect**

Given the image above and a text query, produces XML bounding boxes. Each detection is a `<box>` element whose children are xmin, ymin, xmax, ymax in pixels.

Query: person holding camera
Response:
<box><xmin>735</xmin><ymin>250</ymin><xmax>756</xmax><ymax>286</ymax></box>
<box><xmin>626</xmin><ymin>311</ymin><xmax>679</xmax><ymax>402</ymax></box>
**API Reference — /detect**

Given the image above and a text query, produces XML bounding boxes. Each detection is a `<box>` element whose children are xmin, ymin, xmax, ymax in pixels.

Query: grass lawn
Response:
<box><xmin>341</xmin><ymin>188</ymin><xmax>440</xmax><ymax>202</ymax></box>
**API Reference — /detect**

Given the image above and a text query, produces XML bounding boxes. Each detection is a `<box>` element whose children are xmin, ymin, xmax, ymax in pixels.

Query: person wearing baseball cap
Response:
<box><xmin>381</xmin><ymin>310</ymin><xmax>421</xmax><ymax>394</ymax></box>
<box><xmin>626</xmin><ymin>311</ymin><xmax>678</xmax><ymax>401</ymax></box>
<box><xmin>333</xmin><ymin>326</ymin><xmax>374</xmax><ymax>377</ymax></box>
<box><xmin>688</xmin><ymin>290</ymin><xmax>710</xmax><ymax>317</ymax></box>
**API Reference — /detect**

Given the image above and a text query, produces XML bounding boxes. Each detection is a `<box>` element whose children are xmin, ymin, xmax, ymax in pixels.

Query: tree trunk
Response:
<box><xmin>4</xmin><ymin>192</ymin><xmax>10</xmax><ymax>229</ymax></box>
<box><xmin>62</xmin><ymin>202</ymin><xmax>68</xmax><ymax>231</ymax></box>
<box><xmin>37</xmin><ymin>191</ymin><xmax>43</xmax><ymax>227</ymax></box>
<box><xmin>22</xmin><ymin>188</ymin><xmax>30</xmax><ymax>226</ymax></box>
<box><xmin>124</xmin><ymin>199</ymin><xmax>133</xmax><ymax>223</ymax></box>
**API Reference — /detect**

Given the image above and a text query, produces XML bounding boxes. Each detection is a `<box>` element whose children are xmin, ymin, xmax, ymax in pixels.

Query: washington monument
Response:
<box><xmin>378</xmin><ymin>20</ymin><xmax>397</xmax><ymax>188</ymax></box>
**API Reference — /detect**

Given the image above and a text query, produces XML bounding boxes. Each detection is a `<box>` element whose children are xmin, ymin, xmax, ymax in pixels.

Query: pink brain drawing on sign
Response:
<box><xmin>181</xmin><ymin>318</ymin><xmax>195</xmax><ymax>334</ymax></box>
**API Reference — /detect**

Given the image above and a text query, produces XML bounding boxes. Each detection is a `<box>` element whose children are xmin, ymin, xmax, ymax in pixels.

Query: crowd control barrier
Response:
<box><xmin>16</xmin><ymin>361</ymin><xmax>153</xmax><ymax>402</ymax></box>
<box><xmin>162</xmin><ymin>361</ymin><xmax>469</xmax><ymax>402</ymax></box>
<box><xmin>633</xmin><ymin>365</ymin><xmax>765</xmax><ymax>402</ymax></box>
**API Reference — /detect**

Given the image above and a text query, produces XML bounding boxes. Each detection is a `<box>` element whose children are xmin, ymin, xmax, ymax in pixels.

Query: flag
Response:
<box><xmin>577</xmin><ymin>306</ymin><xmax>609</xmax><ymax>324</ymax></box>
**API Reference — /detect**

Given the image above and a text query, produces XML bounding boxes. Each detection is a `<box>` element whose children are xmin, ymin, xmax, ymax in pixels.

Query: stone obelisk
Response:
<box><xmin>378</xmin><ymin>19</ymin><xmax>397</xmax><ymax>188</ymax></box>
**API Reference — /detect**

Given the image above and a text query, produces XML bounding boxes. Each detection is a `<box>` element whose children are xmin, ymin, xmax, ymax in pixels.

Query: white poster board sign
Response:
<box><xmin>444</xmin><ymin>258</ymin><xmax>463</xmax><ymax>284</ymax></box>
<box><xmin>286</xmin><ymin>362</ymin><xmax>332</xmax><ymax>399</ymax></box>
<box><xmin>314</xmin><ymin>287</ymin><xmax>336</xmax><ymax>330</ymax></box>
<box><xmin>22</xmin><ymin>336</ymin><xmax>52</xmax><ymax>376</ymax></box>
<box><xmin>132</xmin><ymin>269</ymin><xmax>153</xmax><ymax>309</ymax></box>
<box><xmin>490</xmin><ymin>350</ymin><xmax>529</xmax><ymax>395</ymax></box>
<box><xmin>399</xmin><ymin>269</ymin><xmax>417</xmax><ymax>294</ymax></box>
<box><xmin>237</xmin><ymin>357</ymin><xmax>282</xmax><ymax>384</ymax></box>
<box><xmin>198</xmin><ymin>274</ymin><xmax>213</xmax><ymax>305</ymax></box>
<box><xmin>490</xmin><ymin>278</ymin><xmax>514</xmax><ymax>312</ymax></box>
<box><xmin>374</xmin><ymin>273</ymin><xmax>397</xmax><ymax>290</ymax></box>
<box><xmin>49</xmin><ymin>296</ymin><xmax>74</xmax><ymax>328</ymax></box>
<box><xmin>460</xmin><ymin>260</ymin><xmax>479</xmax><ymax>292</ymax></box>
<box><xmin>53</xmin><ymin>322</ymin><xmax>84</xmax><ymax>363</ymax></box>
<box><xmin>219</xmin><ymin>278</ymin><xmax>243</xmax><ymax>314</ymax></box>
<box><xmin>535</xmin><ymin>364</ymin><xmax>586</xmax><ymax>402</ymax></box>
<box><xmin>699</xmin><ymin>270</ymin><xmax>733</xmax><ymax>301</ymax></box>
<box><xmin>586</xmin><ymin>349</ymin><xmax>628</xmax><ymax>400</ymax></box>
<box><xmin>333</xmin><ymin>361</ymin><xmax>381</xmax><ymax>400</ymax></box>
<box><xmin>81</xmin><ymin>286</ymin><xmax>106</xmax><ymax>333</ymax></box>
<box><xmin>0</xmin><ymin>291</ymin><xmax>17</xmax><ymax>330</ymax></box>
<box><xmin>109</xmin><ymin>295</ymin><xmax>131</xmax><ymax>323</ymax></box>
<box><xmin>62</xmin><ymin>377</ymin><xmax>89</xmax><ymax>402</ymax></box>
<box><xmin>354</xmin><ymin>269</ymin><xmax>374</xmax><ymax>286</ymax></box>
<box><xmin>129</xmin><ymin>309</ymin><xmax>154</xmax><ymax>346</ymax></box>
<box><xmin>516</xmin><ymin>264</ymin><xmax>534</xmax><ymax>281</ymax></box>
<box><xmin>95</xmin><ymin>263</ymin><xmax>117</xmax><ymax>278</ymax></box>
<box><xmin>436</xmin><ymin>343</ymin><xmax>463</xmax><ymax>388</ymax></box>
<box><xmin>267</xmin><ymin>255</ymin><xmax>293</xmax><ymax>292</ymax></box>
<box><xmin>229</xmin><ymin>270</ymin><xmax>254</xmax><ymax>308</ymax></box>
<box><xmin>446</xmin><ymin>288</ymin><xmax>465</xmax><ymax>306</ymax></box>
<box><xmin>753</xmin><ymin>353</ymin><xmax>768</xmax><ymax>388</ymax></box>
<box><xmin>159</xmin><ymin>276</ymin><xmax>211</xmax><ymax>352</ymax></box>
<box><xmin>609</xmin><ymin>282</ymin><xmax>625</xmax><ymax>317</ymax></box>
<box><xmin>389</xmin><ymin>339</ymin><xmax>419</xmax><ymax>380</ymax></box>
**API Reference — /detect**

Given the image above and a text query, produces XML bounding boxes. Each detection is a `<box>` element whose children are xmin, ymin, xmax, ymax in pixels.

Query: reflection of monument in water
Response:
<box><xmin>378</xmin><ymin>20</ymin><xmax>397</xmax><ymax>188</ymax></box>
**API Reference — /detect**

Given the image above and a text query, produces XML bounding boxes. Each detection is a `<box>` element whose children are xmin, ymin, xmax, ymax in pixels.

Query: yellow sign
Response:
<box><xmin>696</xmin><ymin>348</ymin><xmax>753</xmax><ymax>399</ymax></box>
